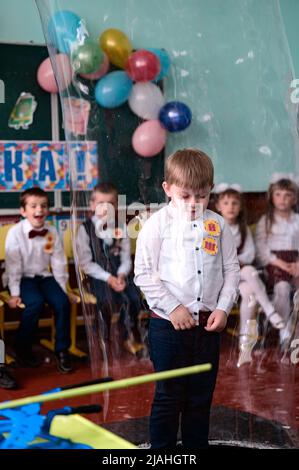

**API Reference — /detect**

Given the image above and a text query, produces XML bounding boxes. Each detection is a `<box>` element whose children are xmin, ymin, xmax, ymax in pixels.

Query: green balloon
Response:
<box><xmin>71</xmin><ymin>40</ymin><xmax>103</xmax><ymax>74</ymax></box>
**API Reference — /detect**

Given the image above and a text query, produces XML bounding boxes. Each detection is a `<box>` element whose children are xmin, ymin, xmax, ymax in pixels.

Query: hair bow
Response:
<box><xmin>213</xmin><ymin>183</ymin><xmax>243</xmax><ymax>194</ymax></box>
<box><xmin>269</xmin><ymin>172</ymin><xmax>298</xmax><ymax>185</ymax></box>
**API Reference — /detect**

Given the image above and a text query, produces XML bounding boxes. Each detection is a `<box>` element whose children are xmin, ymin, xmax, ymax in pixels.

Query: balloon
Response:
<box><xmin>48</xmin><ymin>10</ymin><xmax>81</xmax><ymax>54</ymax></box>
<box><xmin>132</xmin><ymin>120</ymin><xmax>166</xmax><ymax>157</ymax></box>
<box><xmin>125</xmin><ymin>50</ymin><xmax>160</xmax><ymax>82</ymax></box>
<box><xmin>37</xmin><ymin>54</ymin><xmax>73</xmax><ymax>93</ymax></box>
<box><xmin>159</xmin><ymin>101</ymin><xmax>192</xmax><ymax>132</ymax></box>
<box><xmin>128</xmin><ymin>82</ymin><xmax>165</xmax><ymax>120</ymax></box>
<box><xmin>147</xmin><ymin>48</ymin><xmax>171</xmax><ymax>81</ymax></box>
<box><xmin>71</xmin><ymin>39</ymin><xmax>103</xmax><ymax>74</ymax></box>
<box><xmin>95</xmin><ymin>71</ymin><xmax>133</xmax><ymax>108</ymax></box>
<box><xmin>99</xmin><ymin>28</ymin><xmax>133</xmax><ymax>69</ymax></box>
<box><xmin>80</xmin><ymin>52</ymin><xmax>109</xmax><ymax>80</ymax></box>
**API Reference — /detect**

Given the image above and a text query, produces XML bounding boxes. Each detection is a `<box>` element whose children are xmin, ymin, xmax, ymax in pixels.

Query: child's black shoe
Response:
<box><xmin>56</xmin><ymin>350</ymin><xmax>73</xmax><ymax>374</ymax></box>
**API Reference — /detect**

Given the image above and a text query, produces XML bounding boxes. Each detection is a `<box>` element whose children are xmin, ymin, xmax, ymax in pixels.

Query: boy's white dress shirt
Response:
<box><xmin>134</xmin><ymin>202</ymin><xmax>240</xmax><ymax>322</ymax></box>
<box><xmin>3</xmin><ymin>219</ymin><xmax>68</xmax><ymax>296</ymax></box>
<box><xmin>76</xmin><ymin>215</ymin><xmax>132</xmax><ymax>282</ymax></box>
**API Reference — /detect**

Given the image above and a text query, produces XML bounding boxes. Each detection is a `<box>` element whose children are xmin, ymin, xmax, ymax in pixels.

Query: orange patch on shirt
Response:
<box><xmin>44</xmin><ymin>233</ymin><xmax>55</xmax><ymax>254</ymax></box>
<box><xmin>202</xmin><ymin>237</ymin><xmax>218</xmax><ymax>255</ymax></box>
<box><xmin>204</xmin><ymin>219</ymin><xmax>221</xmax><ymax>237</ymax></box>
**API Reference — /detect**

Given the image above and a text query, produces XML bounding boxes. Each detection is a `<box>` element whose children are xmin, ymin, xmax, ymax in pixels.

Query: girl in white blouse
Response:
<box><xmin>215</xmin><ymin>183</ymin><xmax>285</xmax><ymax>366</ymax></box>
<box><xmin>255</xmin><ymin>175</ymin><xmax>299</xmax><ymax>348</ymax></box>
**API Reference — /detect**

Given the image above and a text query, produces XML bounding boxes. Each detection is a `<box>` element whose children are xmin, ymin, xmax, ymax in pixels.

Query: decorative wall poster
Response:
<box><xmin>0</xmin><ymin>141</ymin><xmax>98</xmax><ymax>190</ymax></box>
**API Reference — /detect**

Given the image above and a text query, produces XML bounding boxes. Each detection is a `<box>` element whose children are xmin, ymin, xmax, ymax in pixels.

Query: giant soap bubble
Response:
<box><xmin>35</xmin><ymin>0</ymin><xmax>299</xmax><ymax>449</ymax></box>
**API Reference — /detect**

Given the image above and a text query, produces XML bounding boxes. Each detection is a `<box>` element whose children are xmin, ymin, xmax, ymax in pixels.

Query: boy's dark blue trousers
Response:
<box><xmin>16</xmin><ymin>276</ymin><xmax>71</xmax><ymax>353</ymax></box>
<box><xmin>148</xmin><ymin>317</ymin><xmax>220</xmax><ymax>449</ymax></box>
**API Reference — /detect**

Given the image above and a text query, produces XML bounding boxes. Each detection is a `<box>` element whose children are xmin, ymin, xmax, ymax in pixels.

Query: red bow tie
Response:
<box><xmin>28</xmin><ymin>229</ymin><xmax>48</xmax><ymax>239</ymax></box>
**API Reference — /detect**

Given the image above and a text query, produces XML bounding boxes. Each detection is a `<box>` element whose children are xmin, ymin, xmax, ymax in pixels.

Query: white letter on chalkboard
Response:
<box><xmin>0</xmin><ymin>79</ymin><xmax>5</xmax><ymax>104</ymax></box>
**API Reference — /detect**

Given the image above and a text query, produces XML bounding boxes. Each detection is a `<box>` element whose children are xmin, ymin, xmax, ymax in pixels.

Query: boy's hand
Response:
<box><xmin>205</xmin><ymin>309</ymin><xmax>227</xmax><ymax>332</ymax></box>
<box><xmin>107</xmin><ymin>275</ymin><xmax>125</xmax><ymax>292</ymax></box>
<box><xmin>8</xmin><ymin>296</ymin><xmax>23</xmax><ymax>309</ymax></box>
<box><xmin>169</xmin><ymin>305</ymin><xmax>196</xmax><ymax>330</ymax></box>
<box><xmin>68</xmin><ymin>292</ymin><xmax>80</xmax><ymax>304</ymax></box>
<box><xmin>117</xmin><ymin>274</ymin><xmax>126</xmax><ymax>290</ymax></box>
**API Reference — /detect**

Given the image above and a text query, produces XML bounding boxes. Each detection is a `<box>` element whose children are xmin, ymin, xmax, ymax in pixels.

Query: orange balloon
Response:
<box><xmin>99</xmin><ymin>28</ymin><xmax>132</xmax><ymax>69</ymax></box>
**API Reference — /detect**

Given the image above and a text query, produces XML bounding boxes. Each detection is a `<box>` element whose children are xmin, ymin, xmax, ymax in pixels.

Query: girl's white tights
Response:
<box><xmin>239</xmin><ymin>265</ymin><xmax>284</xmax><ymax>336</ymax></box>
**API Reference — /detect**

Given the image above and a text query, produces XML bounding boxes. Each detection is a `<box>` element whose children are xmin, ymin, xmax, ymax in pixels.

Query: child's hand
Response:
<box><xmin>107</xmin><ymin>275</ymin><xmax>125</xmax><ymax>292</ymax></box>
<box><xmin>272</xmin><ymin>258</ymin><xmax>293</xmax><ymax>274</ymax></box>
<box><xmin>288</xmin><ymin>261</ymin><xmax>299</xmax><ymax>278</ymax></box>
<box><xmin>205</xmin><ymin>309</ymin><xmax>227</xmax><ymax>332</ymax></box>
<box><xmin>117</xmin><ymin>274</ymin><xmax>126</xmax><ymax>290</ymax></box>
<box><xmin>8</xmin><ymin>296</ymin><xmax>23</xmax><ymax>309</ymax></box>
<box><xmin>68</xmin><ymin>292</ymin><xmax>80</xmax><ymax>304</ymax></box>
<box><xmin>169</xmin><ymin>305</ymin><xmax>196</xmax><ymax>330</ymax></box>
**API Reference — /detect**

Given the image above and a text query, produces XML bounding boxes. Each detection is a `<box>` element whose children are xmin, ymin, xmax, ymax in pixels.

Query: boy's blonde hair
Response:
<box><xmin>165</xmin><ymin>148</ymin><xmax>214</xmax><ymax>191</ymax></box>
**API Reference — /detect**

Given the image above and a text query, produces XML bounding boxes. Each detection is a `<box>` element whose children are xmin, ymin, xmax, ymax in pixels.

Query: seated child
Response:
<box><xmin>3</xmin><ymin>187</ymin><xmax>73</xmax><ymax>373</ymax></box>
<box><xmin>214</xmin><ymin>183</ymin><xmax>285</xmax><ymax>366</ymax></box>
<box><xmin>76</xmin><ymin>182</ymin><xmax>143</xmax><ymax>354</ymax></box>
<box><xmin>255</xmin><ymin>174</ymin><xmax>299</xmax><ymax>350</ymax></box>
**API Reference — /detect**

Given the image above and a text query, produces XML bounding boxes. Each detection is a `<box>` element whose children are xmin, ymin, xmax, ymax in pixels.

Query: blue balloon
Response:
<box><xmin>159</xmin><ymin>101</ymin><xmax>192</xmax><ymax>132</ymax></box>
<box><xmin>147</xmin><ymin>48</ymin><xmax>171</xmax><ymax>81</ymax></box>
<box><xmin>95</xmin><ymin>71</ymin><xmax>133</xmax><ymax>109</ymax></box>
<box><xmin>48</xmin><ymin>10</ymin><xmax>82</xmax><ymax>54</ymax></box>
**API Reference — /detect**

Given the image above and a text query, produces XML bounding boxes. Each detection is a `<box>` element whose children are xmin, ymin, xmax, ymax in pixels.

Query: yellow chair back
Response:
<box><xmin>63</xmin><ymin>226</ymin><xmax>74</xmax><ymax>260</ymax></box>
<box><xmin>0</xmin><ymin>224</ymin><xmax>15</xmax><ymax>261</ymax></box>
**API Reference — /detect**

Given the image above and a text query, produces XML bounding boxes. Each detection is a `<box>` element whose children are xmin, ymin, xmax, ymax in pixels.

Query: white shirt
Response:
<box><xmin>3</xmin><ymin>219</ymin><xmax>68</xmax><ymax>296</ymax></box>
<box><xmin>229</xmin><ymin>224</ymin><xmax>255</xmax><ymax>265</ymax></box>
<box><xmin>134</xmin><ymin>202</ymin><xmax>240</xmax><ymax>322</ymax></box>
<box><xmin>76</xmin><ymin>215</ymin><xmax>132</xmax><ymax>282</ymax></box>
<box><xmin>255</xmin><ymin>212</ymin><xmax>299</xmax><ymax>266</ymax></box>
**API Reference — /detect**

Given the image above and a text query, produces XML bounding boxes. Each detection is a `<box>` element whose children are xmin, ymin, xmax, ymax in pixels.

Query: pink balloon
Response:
<box><xmin>80</xmin><ymin>52</ymin><xmax>109</xmax><ymax>80</ymax></box>
<box><xmin>132</xmin><ymin>120</ymin><xmax>166</xmax><ymax>157</ymax></box>
<box><xmin>37</xmin><ymin>54</ymin><xmax>73</xmax><ymax>93</ymax></box>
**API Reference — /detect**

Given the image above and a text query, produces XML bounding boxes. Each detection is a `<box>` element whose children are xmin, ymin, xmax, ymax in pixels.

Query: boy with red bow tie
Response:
<box><xmin>3</xmin><ymin>187</ymin><xmax>73</xmax><ymax>373</ymax></box>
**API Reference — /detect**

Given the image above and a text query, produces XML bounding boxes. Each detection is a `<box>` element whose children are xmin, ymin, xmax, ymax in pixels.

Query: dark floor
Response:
<box><xmin>1</xmin><ymin>327</ymin><xmax>299</xmax><ymax>448</ymax></box>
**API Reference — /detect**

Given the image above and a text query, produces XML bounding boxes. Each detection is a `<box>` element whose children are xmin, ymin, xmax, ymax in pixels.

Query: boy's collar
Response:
<box><xmin>23</xmin><ymin>218</ymin><xmax>47</xmax><ymax>233</ymax></box>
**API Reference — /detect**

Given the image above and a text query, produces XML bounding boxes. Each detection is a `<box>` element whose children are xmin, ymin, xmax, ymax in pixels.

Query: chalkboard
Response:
<box><xmin>0</xmin><ymin>42</ymin><xmax>165</xmax><ymax>210</ymax></box>
<box><xmin>0</xmin><ymin>43</ymin><xmax>52</xmax><ymax>141</ymax></box>
<box><xmin>0</xmin><ymin>43</ymin><xmax>54</xmax><ymax>209</ymax></box>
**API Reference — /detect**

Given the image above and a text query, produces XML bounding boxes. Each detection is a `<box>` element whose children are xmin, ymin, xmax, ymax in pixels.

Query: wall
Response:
<box><xmin>0</xmin><ymin>0</ymin><xmax>298</xmax><ymax>191</ymax></box>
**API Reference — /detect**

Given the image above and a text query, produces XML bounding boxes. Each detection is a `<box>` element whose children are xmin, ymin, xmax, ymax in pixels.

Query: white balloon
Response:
<box><xmin>128</xmin><ymin>82</ymin><xmax>165</xmax><ymax>120</ymax></box>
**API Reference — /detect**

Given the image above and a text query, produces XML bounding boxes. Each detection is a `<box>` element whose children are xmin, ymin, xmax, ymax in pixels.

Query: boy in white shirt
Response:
<box><xmin>3</xmin><ymin>187</ymin><xmax>73</xmax><ymax>373</ymax></box>
<box><xmin>134</xmin><ymin>148</ymin><xmax>240</xmax><ymax>449</ymax></box>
